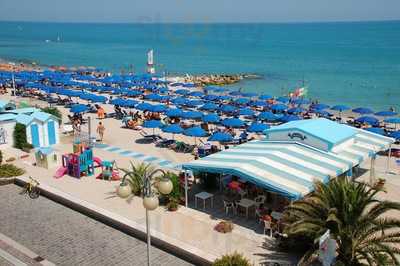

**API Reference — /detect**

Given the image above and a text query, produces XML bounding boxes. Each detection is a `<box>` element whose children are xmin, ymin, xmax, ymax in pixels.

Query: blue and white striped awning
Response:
<box><xmin>182</xmin><ymin>130</ymin><xmax>393</xmax><ymax>200</ymax></box>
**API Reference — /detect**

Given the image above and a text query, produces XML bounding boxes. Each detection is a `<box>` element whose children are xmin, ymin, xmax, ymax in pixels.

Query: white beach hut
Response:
<box><xmin>0</xmin><ymin>113</ymin><xmax>17</xmax><ymax>148</ymax></box>
<box><xmin>16</xmin><ymin>111</ymin><xmax>60</xmax><ymax>148</ymax></box>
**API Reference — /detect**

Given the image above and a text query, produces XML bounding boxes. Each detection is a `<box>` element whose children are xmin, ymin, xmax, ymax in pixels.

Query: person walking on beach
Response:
<box><xmin>96</xmin><ymin>122</ymin><xmax>105</xmax><ymax>142</ymax></box>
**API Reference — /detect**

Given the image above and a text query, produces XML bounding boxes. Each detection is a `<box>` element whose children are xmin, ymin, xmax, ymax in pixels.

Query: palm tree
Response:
<box><xmin>119</xmin><ymin>162</ymin><xmax>165</xmax><ymax>196</ymax></box>
<box><xmin>283</xmin><ymin>177</ymin><xmax>400</xmax><ymax>265</ymax></box>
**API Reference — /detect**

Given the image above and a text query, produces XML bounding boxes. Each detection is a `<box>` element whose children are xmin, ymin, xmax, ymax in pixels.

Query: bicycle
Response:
<box><xmin>20</xmin><ymin>176</ymin><xmax>40</xmax><ymax>199</ymax></box>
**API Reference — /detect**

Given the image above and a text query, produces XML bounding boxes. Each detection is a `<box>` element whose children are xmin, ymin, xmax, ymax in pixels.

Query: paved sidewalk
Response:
<box><xmin>0</xmin><ymin>232</ymin><xmax>54</xmax><ymax>266</ymax></box>
<box><xmin>0</xmin><ymin>185</ymin><xmax>192</xmax><ymax>266</ymax></box>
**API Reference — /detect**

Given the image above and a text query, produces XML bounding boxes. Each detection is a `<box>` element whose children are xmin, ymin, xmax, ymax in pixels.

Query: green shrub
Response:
<box><xmin>41</xmin><ymin>107</ymin><xmax>62</xmax><ymax>121</ymax></box>
<box><xmin>0</xmin><ymin>150</ymin><xmax>3</xmax><ymax>165</ymax></box>
<box><xmin>0</xmin><ymin>164</ymin><xmax>25</xmax><ymax>178</ymax></box>
<box><xmin>165</xmin><ymin>172</ymin><xmax>181</xmax><ymax>201</ymax></box>
<box><xmin>213</xmin><ymin>252</ymin><xmax>251</xmax><ymax>266</ymax></box>
<box><xmin>13</xmin><ymin>123</ymin><xmax>28</xmax><ymax>150</ymax></box>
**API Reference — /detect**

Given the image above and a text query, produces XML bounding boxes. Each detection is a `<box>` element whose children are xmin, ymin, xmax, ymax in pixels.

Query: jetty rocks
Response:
<box><xmin>183</xmin><ymin>74</ymin><xmax>261</xmax><ymax>86</ymax></box>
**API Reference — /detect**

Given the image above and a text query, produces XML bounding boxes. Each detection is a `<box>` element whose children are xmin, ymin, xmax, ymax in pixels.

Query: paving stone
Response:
<box><xmin>0</xmin><ymin>185</ymin><xmax>193</xmax><ymax>266</ymax></box>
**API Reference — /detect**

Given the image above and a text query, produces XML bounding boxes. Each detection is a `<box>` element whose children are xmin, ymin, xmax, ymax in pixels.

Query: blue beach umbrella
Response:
<box><xmin>219</xmin><ymin>105</ymin><xmax>237</xmax><ymax>113</ymax></box>
<box><xmin>389</xmin><ymin>131</ymin><xmax>400</xmax><ymax>140</ymax></box>
<box><xmin>162</xmin><ymin>124</ymin><xmax>184</xmax><ymax>134</ymax></box>
<box><xmin>136</xmin><ymin>102</ymin><xmax>153</xmax><ymax>111</ymax></box>
<box><xmin>143</xmin><ymin>119</ymin><xmax>163</xmax><ymax>135</ymax></box>
<box><xmin>182</xmin><ymin>111</ymin><xmax>203</xmax><ymax>120</ymax></box>
<box><xmin>218</xmin><ymin>95</ymin><xmax>232</xmax><ymax>101</ymax></box>
<box><xmin>145</xmin><ymin>93</ymin><xmax>162</xmax><ymax>101</ymax></box>
<box><xmin>162</xmin><ymin>123</ymin><xmax>183</xmax><ymax>139</ymax></box>
<box><xmin>229</xmin><ymin>91</ymin><xmax>242</xmax><ymax>96</ymax></box>
<box><xmin>238</xmin><ymin>108</ymin><xmax>255</xmax><ymax>116</ymax></box>
<box><xmin>247</xmin><ymin>122</ymin><xmax>269</xmax><ymax>133</ymax></box>
<box><xmin>251</xmin><ymin>100</ymin><xmax>268</xmax><ymax>107</ymax></box>
<box><xmin>292</xmin><ymin>98</ymin><xmax>310</xmax><ymax>105</ymax></box>
<box><xmin>375</xmin><ymin>111</ymin><xmax>397</xmax><ymax>117</ymax></box>
<box><xmin>311</xmin><ymin>103</ymin><xmax>330</xmax><ymax>110</ymax></box>
<box><xmin>331</xmin><ymin>105</ymin><xmax>350</xmax><ymax>112</ymax></box>
<box><xmin>241</xmin><ymin>92</ymin><xmax>258</xmax><ymax>98</ymax></box>
<box><xmin>184</xmin><ymin>126</ymin><xmax>207</xmax><ymax>144</ymax></box>
<box><xmin>352</xmin><ymin>107</ymin><xmax>374</xmax><ymax>115</ymax></box>
<box><xmin>199</xmin><ymin>102</ymin><xmax>218</xmax><ymax>111</ymax></box>
<box><xmin>166</xmin><ymin>108</ymin><xmax>183</xmax><ymax>117</ymax></box>
<box><xmin>175</xmin><ymin>89</ymin><xmax>190</xmax><ymax>95</ymax></box>
<box><xmin>171</xmin><ymin>97</ymin><xmax>188</xmax><ymax>106</ymax></box>
<box><xmin>259</xmin><ymin>94</ymin><xmax>272</xmax><ymax>100</ymax></box>
<box><xmin>203</xmin><ymin>94</ymin><xmax>218</xmax><ymax>101</ymax></box>
<box><xmin>271</xmin><ymin>103</ymin><xmax>288</xmax><ymax>112</ymax></box>
<box><xmin>277</xmin><ymin>96</ymin><xmax>290</xmax><ymax>103</ymax></box>
<box><xmin>288</xmin><ymin>107</ymin><xmax>305</xmax><ymax>114</ymax></box>
<box><xmin>258</xmin><ymin>111</ymin><xmax>279</xmax><ymax>121</ymax></box>
<box><xmin>384</xmin><ymin>117</ymin><xmax>400</xmax><ymax>124</ymax></box>
<box><xmin>222</xmin><ymin>118</ymin><xmax>245</xmax><ymax>128</ymax></box>
<box><xmin>202</xmin><ymin>113</ymin><xmax>220</xmax><ymax>123</ymax></box>
<box><xmin>150</xmin><ymin>104</ymin><xmax>167</xmax><ymax>113</ymax></box>
<box><xmin>364</xmin><ymin>127</ymin><xmax>386</xmax><ymax>136</ymax></box>
<box><xmin>235</xmin><ymin>98</ymin><xmax>250</xmax><ymax>105</ymax></box>
<box><xmin>121</xmin><ymin>99</ymin><xmax>138</xmax><ymax>108</ymax></box>
<box><xmin>189</xmin><ymin>91</ymin><xmax>204</xmax><ymax>97</ymax></box>
<box><xmin>70</xmin><ymin>104</ymin><xmax>88</xmax><ymax>114</ymax></box>
<box><xmin>185</xmin><ymin>99</ymin><xmax>204</xmax><ymax>107</ymax></box>
<box><xmin>316</xmin><ymin>110</ymin><xmax>332</xmax><ymax>117</ymax></box>
<box><xmin>208</xmin><ymin>132</ymin><xmax>233</xmax><ymax>142</ymax></box>
<box><xmin>355</xmin><ymin>116</ymin><xmax>379</xmax><ymax>125</ymax></box>
<box><xmin>280</xmin><ymin>114</ymin><xmax>301</xmax><ymax>123</ymax></box>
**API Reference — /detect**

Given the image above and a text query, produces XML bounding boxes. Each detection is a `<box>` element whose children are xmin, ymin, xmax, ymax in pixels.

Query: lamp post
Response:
<box><xmin>117</xmin><ymin>167</ymin><xmax>173</xmax><ymax>266</ymax></box>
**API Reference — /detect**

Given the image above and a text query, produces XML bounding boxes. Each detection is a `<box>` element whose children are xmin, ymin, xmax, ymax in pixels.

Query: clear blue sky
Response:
<box><xmin>0</xmin><ymin>0</ymin><xmax>399</xmax><ymax>23</ymax></box>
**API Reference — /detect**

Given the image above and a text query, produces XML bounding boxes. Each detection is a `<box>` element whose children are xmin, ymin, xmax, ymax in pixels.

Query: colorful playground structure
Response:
<box><xmin>54</xmin><ymin>139</ymin><xmax>102</xmax><ymax>178</ymax></box>
<box><xmin>96</xmin><ymin>160</ymin><xmax>120</xmax><ymax>181</ymax></box>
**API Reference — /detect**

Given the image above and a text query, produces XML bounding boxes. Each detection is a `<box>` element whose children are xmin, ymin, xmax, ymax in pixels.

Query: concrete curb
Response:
<box><xmin>15</xmin><ymin>177</ymin><xmax>214</xmax><ymax>266</ymax></box>
<box><xmin>0</xmin><ymin>232</ymin><xmax>55</xmax><ymax>266</ymax></box>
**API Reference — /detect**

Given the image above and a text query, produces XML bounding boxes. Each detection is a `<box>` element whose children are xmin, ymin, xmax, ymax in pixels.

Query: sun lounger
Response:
<box><xmin>155</xmin><ymin>139</ymin><xmax>175</xmax><ymax>148</ymax></box>
<box><xmin>62</xmin><ymin>124</ymin><xmax>74</xmax><ymax>135</ymax></box>
<box><xmin>140</xmin><ymin>131</ymin><xmax>162</xmax><ymax>142</ymax></box>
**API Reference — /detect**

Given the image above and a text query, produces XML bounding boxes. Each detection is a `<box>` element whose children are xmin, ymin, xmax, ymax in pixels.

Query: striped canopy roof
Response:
<box><xmin>182</xmin><ymin>130</ymin><xmax>393</xmax><ymax>199</ymax></box>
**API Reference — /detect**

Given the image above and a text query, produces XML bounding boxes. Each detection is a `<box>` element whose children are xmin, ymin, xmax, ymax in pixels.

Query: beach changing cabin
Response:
<box><xmin>16</xmin><ymin>111</ymin><xmax>60</xmax><ymax>147</ymax></box>
<box><xmin>35</xmin><ymin>147</ymin><xmax>59</xmax><ymax>169</ymax></box>
<box><xmin>0</xmin><ymin>113</ymin><xmax>17</xmax><ymax>148</ymax></box>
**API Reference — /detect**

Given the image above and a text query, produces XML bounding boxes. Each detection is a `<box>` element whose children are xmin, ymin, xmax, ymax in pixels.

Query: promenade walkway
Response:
<box><xmin>0</xmin><ymin>185</ymin><xmax>192</xmax><ymax>266</ymax></box>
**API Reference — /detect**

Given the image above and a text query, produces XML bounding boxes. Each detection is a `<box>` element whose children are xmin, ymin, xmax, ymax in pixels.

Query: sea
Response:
<box><xmin>0</xmin><ymin>21</ymin><xmax>399</xmax><ymax>111</ymax></box>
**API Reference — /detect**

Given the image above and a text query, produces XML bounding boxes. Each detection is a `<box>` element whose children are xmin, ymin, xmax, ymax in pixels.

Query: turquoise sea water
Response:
<box><xmin>0</xmin><ymin>21</ymin><xmax>399</xmax><ymax>110</ymax></box>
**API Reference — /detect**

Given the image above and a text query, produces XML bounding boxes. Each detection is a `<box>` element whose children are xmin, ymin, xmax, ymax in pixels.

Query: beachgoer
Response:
<box><xmin>97</xmin><ymin>106</ymin><xmax>105</xmax><ymax>119</ymax></box>
<box><xmin>97</xmin><ymin>122</ymin><xmax>105</xmax><ymax>142</ymax></box>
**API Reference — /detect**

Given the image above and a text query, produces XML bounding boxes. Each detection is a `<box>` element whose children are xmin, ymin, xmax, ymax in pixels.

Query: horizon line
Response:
<box><xmin>0</xmin><ymin>18</ymin><xmax>400</xmax><ymax>25</ymax></box>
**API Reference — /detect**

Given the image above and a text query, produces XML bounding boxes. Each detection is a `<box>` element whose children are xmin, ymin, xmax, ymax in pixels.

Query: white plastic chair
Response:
<box><xmin>263</xmin><ymin>220</ymin><xmax>273</xmax><ymax>237</ymax></box>
<box><xmin>254</xmin><ymin>195</ymin><xmax>266</xmax><ymax>208</ymax></box>
<box><xmin>223</xmin><ymin>200</ymin><xmax>236</xmax><ymax>215</ymax></box>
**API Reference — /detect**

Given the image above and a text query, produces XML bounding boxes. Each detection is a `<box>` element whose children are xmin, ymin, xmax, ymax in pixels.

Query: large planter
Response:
<box><xmin>116</xmin><ymin>183</ymin><xmax>132</xmax><ymax>198</ymax></box>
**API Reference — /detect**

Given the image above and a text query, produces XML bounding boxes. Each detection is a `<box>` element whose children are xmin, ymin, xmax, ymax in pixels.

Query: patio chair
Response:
<box><xmin>223</xmin><ymin>200</ymin><xmax>236</xmax><ymax>215</ymax></box>
<box><xmin>254</xmin><ymin>195</ymin><xmax>266</xmax><ymax>209</ymax></box>
<box><xmin>263</xmin><ymin>220</ymin><xmax>273</xmax><ymax>237</ymax></box>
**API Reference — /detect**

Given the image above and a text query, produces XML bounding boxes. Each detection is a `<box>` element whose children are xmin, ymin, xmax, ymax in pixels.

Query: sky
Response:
<box><xmin>0</xmin><ymin>0</ymin><xmax>399</xmax><ymax>23</ymax></box>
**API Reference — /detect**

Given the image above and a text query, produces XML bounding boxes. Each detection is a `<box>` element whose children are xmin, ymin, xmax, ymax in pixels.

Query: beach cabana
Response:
<box><xmin>182</xmin><ymin>118</ymin><xmax>394</xmax><ymax>202</ymax></box>
<box><xmin>15</xmin><ymin>111</ymin><xmax>60</xmax><ymax>147</ymax></box>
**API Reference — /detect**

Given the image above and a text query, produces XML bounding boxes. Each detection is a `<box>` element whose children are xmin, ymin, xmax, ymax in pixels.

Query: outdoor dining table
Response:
<box><xmin>236</xmin><ymin>198</ymin><xmax>256</xmax><ymax>219</ymax></box>
<box><xmin>195</xmin><ymin>192</ymin><xmax>214</xmax><ymax>210</ymax></box>
<box><xmin>271</xmin><ymin>211</ymin><xmax>283</xmax><ymax>220</ymax></box>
